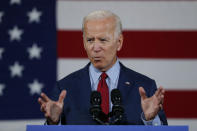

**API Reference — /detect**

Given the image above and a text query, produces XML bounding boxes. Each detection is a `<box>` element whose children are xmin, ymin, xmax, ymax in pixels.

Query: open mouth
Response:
<box><xmin>93</xmin><ymin>57</ymin><xmax>102</xmax><ymax>61</ymax></box>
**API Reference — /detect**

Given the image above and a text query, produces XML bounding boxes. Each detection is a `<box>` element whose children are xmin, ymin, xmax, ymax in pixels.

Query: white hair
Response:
<box><xmin>82</xmin><ymin>10</ymin><xmax>122</xmax><ymax>39</ymax></box>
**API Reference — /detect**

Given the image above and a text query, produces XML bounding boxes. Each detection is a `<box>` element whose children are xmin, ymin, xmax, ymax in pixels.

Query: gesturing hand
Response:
<box><xmin>38</xmin><ymin>90</ymin><xmax>66</xmax><ymax>125</ymax></box>
<box><xmin>139</xmin><ymin>87</ymin><xmax>165</xmax><ymax>121</ymax></box>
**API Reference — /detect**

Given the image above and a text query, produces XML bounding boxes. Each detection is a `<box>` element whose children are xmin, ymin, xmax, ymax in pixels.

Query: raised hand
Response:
<box><xmin>38</xmin><ymin>90</ymin><xmax>66</xmax><ymax>125</ymax></box>
<box><xmin>139</xmin><ymin>86</ymin><xmax>164</xmax><ymax>121</ymax></box>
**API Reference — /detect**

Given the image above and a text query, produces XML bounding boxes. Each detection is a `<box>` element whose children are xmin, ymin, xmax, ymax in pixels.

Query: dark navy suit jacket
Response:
<box><xmin>50</xmin><ymin>62</ymin><xmax>168</xmax><ymax>125</ymax></box>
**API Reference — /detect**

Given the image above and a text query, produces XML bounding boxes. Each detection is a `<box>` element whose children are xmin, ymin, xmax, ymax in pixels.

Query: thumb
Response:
<box><xmin>58</xmin><ymin>90</ymin><xmax>67</xmax><ymax>103</ymax></box>
<box><xmin>139</xmin><ymin>87</ymin><xmax>147</xmax><ymax>100</ymax></box>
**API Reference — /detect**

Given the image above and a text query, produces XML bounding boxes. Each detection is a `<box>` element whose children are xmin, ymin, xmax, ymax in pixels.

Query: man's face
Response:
<box><xmin>83</xmin><ymin>17</ymin><xmax>123</xmax><ymax>71</ymax></box>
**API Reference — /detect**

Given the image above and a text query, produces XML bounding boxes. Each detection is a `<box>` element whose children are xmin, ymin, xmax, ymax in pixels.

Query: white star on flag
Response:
<box><xmin>10</xmin><ymin>0</ymin><xmax>21</xmax><ymax>5</ymax></box>
<box><xmin>27</xmin><ymin>43</ymin><xmax>43</xmax><ymax>59</ymax></box>
<box><xmin>27</xmin><ymin>8</ymin><xmax>42</xmax><ymax>23</ymax></box>
<box><xmin>0</xmin><ymin>11</ymin><xmax>4</xmax><ymax>23</ymax></box>
<box><xmin>0</xmin><ymin>84</ymin><xmax>5</xmax><ymax>96</ymax></box>
<box><xmin>9</xmin><ymin>61</ymin><xmax>24</xmax><ymax>78</ymax></box>
<box><xmin>0</xmin><ymin>48</ymin><xmax>4</xmax><ymax>59</ymax></box>
<box><xmin>0</xmin><ymin>0</ymin><xmax>56</xmax><ymax>121</ymax></box>
<box><xmin>28</xmin><ymin>79</ymin><xmax>44</xmax><ymax>95</ymax></box>
<box><xmin>8</xmin><ymin>25</ymin><xmax>24</xmax><ymax>42</ymax></box>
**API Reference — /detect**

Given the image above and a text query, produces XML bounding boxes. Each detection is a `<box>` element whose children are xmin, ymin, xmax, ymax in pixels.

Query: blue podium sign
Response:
<box><xmin>27</xmin><ymin>125</ymin><xmax>188</xmax><ymax>131</ymax></box>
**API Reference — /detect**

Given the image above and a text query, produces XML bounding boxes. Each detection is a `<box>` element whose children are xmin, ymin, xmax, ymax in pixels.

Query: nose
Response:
<box><xmin>93</xmin><ymin>42</ymin><xmax>102</xmax><ymax>52</ymax></box>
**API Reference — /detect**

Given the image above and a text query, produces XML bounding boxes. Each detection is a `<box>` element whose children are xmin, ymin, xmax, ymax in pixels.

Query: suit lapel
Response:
<box><xmin>76</xmin><ymin>62</ymin><xmax>137</xmax><ymax>111</ymax></box>
<box><xmin>76</xmin><ymin>63</ymin><xmax>92</xmax><ymax>109</ymax></box>
<box><xmin>117</xmin><ymin>63</ymin><xmax>135</xmax><ymax>104</ymax></box>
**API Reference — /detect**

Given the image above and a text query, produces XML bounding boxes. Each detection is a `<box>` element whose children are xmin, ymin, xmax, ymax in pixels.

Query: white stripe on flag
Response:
<box><xmin>58</xmin><ymin>58</ymin><xmax>197</xmax><ymax>90</ymax></box>
<box><xmin>57</xmin><ymin>1</ymin><xmax>197</xmax><ymax>30</ymax></box>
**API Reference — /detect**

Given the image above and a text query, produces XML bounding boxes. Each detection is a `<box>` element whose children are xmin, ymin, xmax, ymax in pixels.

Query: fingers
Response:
<box><xmin>41</xmin><ymin>93</ymin><xmax>51</xmax><ymax>102</ymax></box>
<box><xmin>160</xmin><ymin>95</ymin><xmax>164</xmax><ymax>105</ymax></box>
<box><xmin>154</xmin><ymin>86</ymin><xmax>165</xmax><ymax>110</ymax></box>
<box><xmin>139</xmin><ymin>87</ymin><xmax>147</xmax><ymax>100</ymax></box>
<box><xmin>38</xmin><ymin>97</ymin><xmax>46</xmax><ymax>113</ymax></box>
<box><xmin>155</xmin><ymin>86</ymin><xmax>163</xmax><ymax>97</ymax></box>
<box><xmin>44</xmin><ymin>112</ymin><xmax>50</xmax><ymax>119</ymax></box>
<box><xmin>38</xmin><ymin>93</ymin><xmax>51</xmax><ymax>113</ymax></box>
<box><xmin>156</xmin><ymin>86</ymin><xmax>165</xmax><ymax>101</ymax></box>
<box><xmin>38</xmin><ymin>97</ymin><xmax>45</xmax><ymax>105</ymax></box>
<box><xmin>41</xmin><ymin>104</ymin><xmax>46</xmax><ymax>112</ymax></box>
<box><xmin>159</xmin><ymin>104</ymin><xmax>163</xmax><ymax>110</ymax></box>
<box><xmin>160</xmin><ymin>93</ymin><xmax>165</xmax><ymax>104</ymax></box>
<box><xmin>58</xmin><ymin>90</ymin><xmax>67</xmax><ymax>103</ymax></box>
<box><xmin>38</xmin><ymin>93</ymin><xmax>51</xmax><ymax>114</ymax></box>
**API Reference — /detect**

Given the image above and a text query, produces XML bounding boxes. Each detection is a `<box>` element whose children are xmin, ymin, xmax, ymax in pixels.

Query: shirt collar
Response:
<box><xmin>106</xmin><ymin>60</ymin><xmax>120</xmax><ymax>85</ymax></box>
<box><xmin>89</xmin><ymin>59</ymin><xmax>120</xmax><ymax>85</ymax></box>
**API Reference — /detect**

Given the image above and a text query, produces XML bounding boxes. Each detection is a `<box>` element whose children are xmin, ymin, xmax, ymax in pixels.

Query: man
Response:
<box><xmin>38</xmin><ymin>10</ymin><xmax>168</xmax><ymax>125</ymax></box>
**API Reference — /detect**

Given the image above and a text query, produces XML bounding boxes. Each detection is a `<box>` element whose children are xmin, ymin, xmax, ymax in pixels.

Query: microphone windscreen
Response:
<box><xmin>111</xmin><ymin>89</ymin><xmax>121</xmax><ymax>105</ymax></box>
<box><xmin>90</xmin><ymin>91</ymin><xmax>101</xmax><ymax>105</ymax></box>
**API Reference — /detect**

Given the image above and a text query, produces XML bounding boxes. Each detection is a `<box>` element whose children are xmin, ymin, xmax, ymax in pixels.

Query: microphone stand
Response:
<box><xmin>90</xmin><ymin>89</ymin><xmax>124</xmax><ymax>125</ymax></box>
<box><xmin>92</xmin><ymin>115</ymin><xmax>108</xmax><ymax>125</ymax></box>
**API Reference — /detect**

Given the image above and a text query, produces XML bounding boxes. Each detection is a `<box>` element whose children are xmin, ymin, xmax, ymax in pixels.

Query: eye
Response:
<box><xmin>87</xmin><ymin>38</ymin><xmax>94</xmax><ymax>43</ymax></box>
<box><xmin>100</xmin><ymin>38</ymin><xmax>106</xmax><ymax>41</ymax></box>
<box><xmin>99</xmin><ymin>38</ymin><xmax>107</xmax><ymax>42</ymax></box>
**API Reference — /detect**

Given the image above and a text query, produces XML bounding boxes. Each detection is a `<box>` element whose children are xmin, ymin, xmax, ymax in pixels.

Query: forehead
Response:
<box><xmin>84</xmin><ymin>17</ymin><xmax>116</xmax><ymax>36</ymax></box>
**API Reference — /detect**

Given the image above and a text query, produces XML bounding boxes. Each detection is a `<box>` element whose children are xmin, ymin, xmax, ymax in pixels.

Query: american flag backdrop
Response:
<box><xmin>0</xmin><ymin>0</ymin><xmax>197</xmax><ymax>131</ymax></box>
<box><xmin>0</xmin><ymin>0</ymin><xmax>56</xmax><ymax>119</ymax></box>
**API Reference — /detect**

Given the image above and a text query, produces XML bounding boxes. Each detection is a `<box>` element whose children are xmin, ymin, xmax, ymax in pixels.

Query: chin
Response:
<box><xmin>93</xmin><ymin>62</ymin><xmax>105</xmax><ymax>70</ymax></box>
<box><xmin>94</xmin><ymin>63</ymin><xmax>103</xmax><ymax>69</ymax></box>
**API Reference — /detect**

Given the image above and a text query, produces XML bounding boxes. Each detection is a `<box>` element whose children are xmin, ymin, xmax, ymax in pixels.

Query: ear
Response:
<box><xmin>83</xmin><ymin>41</ymin><xmax>87</xmax><ymax>51</ymax></box>
<box><xmin>117</xmin><ymin>34</ymin><xmax>123</xmax><ymax>51</ymax></box>
<box><xmin>83</xmin><ymin>35</ymin><xmax>87</xmax><ymax>51</ymax></box>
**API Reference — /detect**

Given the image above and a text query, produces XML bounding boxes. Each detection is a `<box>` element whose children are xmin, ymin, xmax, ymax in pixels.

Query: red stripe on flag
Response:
<box><xmin>58</xmin><ymin>30</ymin><xmax>197</xmax><ymax>58</ymax></box>
<box><xmin>164</xmin><ymin>90</ymin><xmax>197</xmax><ymax>118</ymax></box>
<box><xmin>58</xmin><ymin>31</ymin><xmax>87</xmax><ymax>58</ymax></box>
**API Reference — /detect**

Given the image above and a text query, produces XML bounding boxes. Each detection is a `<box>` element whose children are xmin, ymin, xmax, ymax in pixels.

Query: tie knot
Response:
<box><xmin>101</xmin><ymin>72</ymin><xmax>108</xmax><ymax>79</ymax></box>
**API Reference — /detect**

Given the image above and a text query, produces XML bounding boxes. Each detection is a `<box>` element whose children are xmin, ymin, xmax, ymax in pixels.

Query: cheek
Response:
<box><xmin>85</xmin><ymin>45</ymin><xmax>93</xmax><ymax>55</ymax></box>
<box><xmin>104</xmin><ymin>45</ymin><xmax>117</xmax><ymax>59</ymax></box>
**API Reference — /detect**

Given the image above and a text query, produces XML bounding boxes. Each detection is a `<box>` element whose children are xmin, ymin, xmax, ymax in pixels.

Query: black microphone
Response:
<box><xmin>111</xmin><ymin>89</ymin><xmax>124</xmax><ymax>124</ymax></box>
<box><xmin>90</xmin><ymin>91</ymin><xmax>102</xmax><ymax>118</ymax></box>
<box><xmin>90</xmin><ymin>91</ymin><xmax>108</xmax><ymax>125</ymax></box>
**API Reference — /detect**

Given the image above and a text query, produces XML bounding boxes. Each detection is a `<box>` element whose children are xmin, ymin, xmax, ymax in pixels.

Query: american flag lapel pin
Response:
<box><xmin>125</xmin><ymin>81</ymin><xmax>130</xmax><ymax>85</ymax></box>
